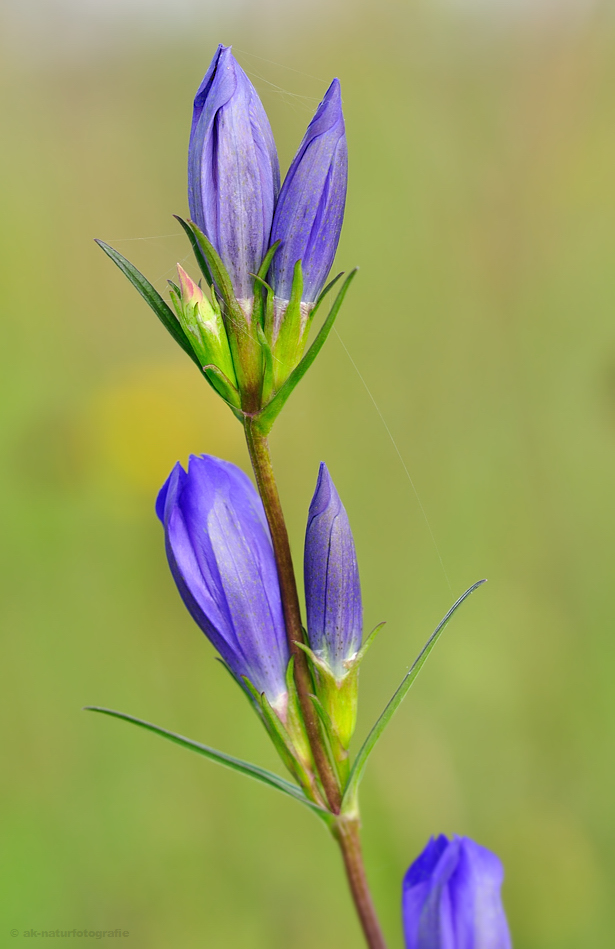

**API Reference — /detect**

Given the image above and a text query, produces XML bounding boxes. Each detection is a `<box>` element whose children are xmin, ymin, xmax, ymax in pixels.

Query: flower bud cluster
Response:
<box><xmin>182</xmin><ymin>44</ymin><xmax>349</xmax><ymax>421</ymax></box>
<box><xmin>158</xmin><ymin>454</ymin><xmax>364</xmax><ymax>802</ymax></box>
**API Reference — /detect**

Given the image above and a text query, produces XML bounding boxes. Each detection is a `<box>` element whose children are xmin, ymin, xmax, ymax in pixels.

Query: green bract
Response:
<box><xmin>97</xmin><ymin>219</ymin><xmax>356</xmax><ymax>434</ymax></box>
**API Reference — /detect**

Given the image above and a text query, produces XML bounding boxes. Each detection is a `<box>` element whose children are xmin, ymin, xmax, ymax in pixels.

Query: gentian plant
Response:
<box><xmin>89</xmin><ymin>44</ymin><xmax>511</xmax><ymax>948</ymax></box>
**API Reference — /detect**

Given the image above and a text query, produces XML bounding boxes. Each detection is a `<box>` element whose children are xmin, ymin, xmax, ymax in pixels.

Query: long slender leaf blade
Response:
<box><xmin>95</xmin><ymin>239</ymin><xmax>201</xmax><ymax>369</ymax></box>
<box><xmin>341</xmin><ymin>580</ymin><xmax>486</xmax><ymax>813</ymax></box>
<box><xmin>258</xmin><ymin>268</ymin><xmax>358</xmax><ymax>433</ymax></box>
<box><xmin>85</xmin><ymin>705</ymin><xmax>330</xmax><ymax>820</ymax></box>
<box><xmin>174</xmin><ymin>215</ymin><xmax>213</xmax><ymax>286</ymax></box>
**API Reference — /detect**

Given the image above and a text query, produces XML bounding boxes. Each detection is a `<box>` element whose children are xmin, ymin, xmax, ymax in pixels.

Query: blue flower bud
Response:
<box><xmin>156</xmin><ymin>454</ymin><xmax>289</xmax><ymax>710</ymax></box>
<box><xmin>403</xmin><ymin>836</ymin><xmax>512</xmax><ymax>949</ymax></box>
<box><xmin>304</xmin><ymin>463</ymin><xmax>361</xmax><ymax>679</ymax></box>
<box><xmin>188</xmin><ymin>45</ymin><xmax>280</xmax><ymax>310</ymax></box>
<box><xmin>269</xmin><ymin>78</ymin><xmax>347</xmax><ymax>317</ymax></box>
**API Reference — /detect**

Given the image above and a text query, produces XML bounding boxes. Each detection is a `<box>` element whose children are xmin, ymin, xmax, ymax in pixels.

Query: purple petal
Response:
<box><xmin>304</xmin><ymin>463</ymin><xmax>362</xmax><ymax>676</ymax></box>
<box><xmin>402</xmin><ymin>836</ymin><xmax>512</xmax><ymax>949</ymax></box>
<box><xmin>188</xmin><ymin>45</ymin><xmax>280</xmax><ymax>303</ymax></box>
<box><xmin>270</xmin><ymin>78</ymin><xmax>347</xmax><ymax>304</ymax></box>
<box><xmin>157</xmin><ymin>454</ymin><xmax>289</xmax><ymax>705</ymax></box>
<box><xmin>450</xmin><ymin>839</ymin><xmax>511</xmax><ymax>949</ymax></box>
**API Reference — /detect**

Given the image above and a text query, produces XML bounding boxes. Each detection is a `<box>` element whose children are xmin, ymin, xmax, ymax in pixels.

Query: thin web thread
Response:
<box><xmin>104</xmin><ymin>233</ymin><xmax>184</xmax><ymax>242</ymax></box>
<box><xmin>233</xmin><ymin>47</ymin><xmax>328</xmax><ymax>86</ymax></box>
<box><xmin>333</xmin><ymin>328</ymin><xmax>453</xmax><ymax>596</ymax></box>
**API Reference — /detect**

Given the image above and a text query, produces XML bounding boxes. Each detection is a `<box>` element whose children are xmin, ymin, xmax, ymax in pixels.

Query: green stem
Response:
<box><xmin>243</xmin><ymin>419</ymin><xmax>388</xmax><ymax>949</ymax></box>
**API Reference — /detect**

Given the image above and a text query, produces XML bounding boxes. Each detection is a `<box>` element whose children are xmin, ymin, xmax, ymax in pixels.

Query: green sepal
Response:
<box><xmin>251</xmin><ymin>240</ymin><xmax>280</xmax><ymax>330</ymax></box>
<box><xmin>265</xmin><ymin>260</ymin><xmax>310</xmax><ymax>397</ymax></box>
<box><xmin>174</xmin><ymin>214</ymin><xmax>213</xmax><ymax>287</ymax></box>
<box><xmin>201</xmin><ymin>364</ymin><xmax>241</xmax><ymax>410</ymax></box>
<box><xmin>84</xmin><ymin>706</ymin><xmax>331</xmax><ymax>822</ymax></box>
<box><xmin>355</xmin><ymin>622</ymin><xmax>387</xmax><ymax>663</ymax></box>
<box><xmin>242</xmin><ymin>676</ymin><xmax>323</xmax><ymax>807</ymax></box>
<box><xmin>95</xmin><ymin>239</ymin><xmax>202</xmax><ymax>371</ymax></box>
<box><xmin>283</xmin><ymin>656</ymin><xmax>316</xmax><ymax>775</ymax></box>
<box><xmin>256</xmin><ymin>268</ymin><xmax>358</xmax><ymax>434</ymax></box>
<box><xmin>308</xmin><ymin>691</ymin><xmax>349</xmax><ymax>787</ymax></box>
<box><xmin>341</xmin><ymin>580</ymin><xmax>487</xmax><ymax>817</ymax></box>
<box><xmin>256</xmin><ymin>322</ymin><xmax>275</xmax><ymax>406</ymax></box>
<box><xmin>296</xmin><ymin>642</ymin><xmax>357</xmax><ymax>785</ymax></box>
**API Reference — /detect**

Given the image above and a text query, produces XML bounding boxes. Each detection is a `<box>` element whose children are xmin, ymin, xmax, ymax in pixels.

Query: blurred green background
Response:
<box><xmin>1</xmin><ymin>0</ymin><xmax>615</xmax><ymax>945</ymax></box>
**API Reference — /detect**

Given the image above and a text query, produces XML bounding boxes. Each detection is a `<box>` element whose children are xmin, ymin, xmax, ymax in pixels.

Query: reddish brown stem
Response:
<box><xmin>244</xmin><ymin>419</ymin><xmax>341</xmax><ymax>812</ymax></box>
<box><xmin>243</xmin><ymin>419</ymin><xmax>388</xmax><ymax>949</ymax></box>
<box><xmin>335</xmin><ymin>818</ymin><xmax>388</xmax><ymax>949</ymax></box>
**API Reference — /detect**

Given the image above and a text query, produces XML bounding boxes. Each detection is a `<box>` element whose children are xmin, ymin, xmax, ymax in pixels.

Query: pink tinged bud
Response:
<box><xmin>177</xmin><ymin>263</ymin><xmax>204</xmax><ymax>307</ymax></box>
<box><xmin>169</xmin><ymin>266</ymin><xmax>239</xmax><ymax>404</ymax></box>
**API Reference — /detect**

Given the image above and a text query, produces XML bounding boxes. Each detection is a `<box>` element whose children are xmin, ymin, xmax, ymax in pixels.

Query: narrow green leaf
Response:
<box><xmin>341</xmin><ymin>580</ymin><xmax>487</xmax><ymax>813</ymax></box>
<box><xmin>174</xmin><ymin>215</ymin><xmax>212</xmax><ymax>286</ymax></box>
<box><xmin>85</xmin><ymin>706</ymin><xmax>330</xmax><ymax>820</ymax></box>
<box><xmin>257</xmin><ymin>268</ymin><xmax>358</xmax><ymax>433</ymax></box>
<box><xmin>95</xmin><ymin>239</ymin><xmax>202</xmax><ymax>371</ymax></box>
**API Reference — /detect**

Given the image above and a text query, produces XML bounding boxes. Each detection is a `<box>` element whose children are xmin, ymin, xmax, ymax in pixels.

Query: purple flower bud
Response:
<box><xmin>157</xmin><ymin>454</ymin><xmax>289</xmax><ymax>709</ymax></box>
<box><xmin>188</xmin><ymin>45</ymin><xmax>280</xmax><ymax>307</ymax></box>
<box><xmin>304</xmin><ymin>463</ymin><xmax>362</xmax><ymax>678</ymax></box>
<box><xmin>403</xmin><ymin>835</ymin><xmax>512</xmax><ymax>949</ymax></box>
<box><xmin>270</xmin><ymin>78</ymin><xmax>347</xmax><ymax>307</ymax></box>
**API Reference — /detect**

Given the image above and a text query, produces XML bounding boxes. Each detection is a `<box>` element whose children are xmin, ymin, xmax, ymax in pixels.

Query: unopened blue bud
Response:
<box><xmin>304</xmin><ymin>462</ymin><xmax>361</xmax><ymax>678</ymax></box>
<box><xmin>157</xmin><ymin>454</ymin><xmax>289</xmax><ymax>710</ymax></box>
<box><xmin>188</xmin><ymin>45</ymin><xmax>280</xmax><ymax>311</ymax></box>
<box><xmin>270</xmin><ymin>78</ymin><xmax>347</xmax><ymax>319</ymax></box>
<box><xmin>403</xmin><ymin>836</ymin><xmax>512</xmax><ymax>949</ymax></box>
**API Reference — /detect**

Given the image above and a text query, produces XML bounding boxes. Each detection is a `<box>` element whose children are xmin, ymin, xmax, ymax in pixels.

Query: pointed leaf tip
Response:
<box><xmin>95</xmin><ymin>238</ymin><xmax>202</xmax><ymax>368</ymax></box>
<box><xmin>341</xmin><ymin>579</ymin><xmax>486</xmax><ymax>814</ymax></box>
<box><xmin>84</xmin><ymin>705</ymin><xmax>331</xmax><ymax>821</ymax></box>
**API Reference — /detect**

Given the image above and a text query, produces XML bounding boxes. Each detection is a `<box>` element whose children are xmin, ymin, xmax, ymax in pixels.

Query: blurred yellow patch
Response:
<box><xmin>88</xmin><ymin>362</ymin><xmax>245</xmax><ymax>496</ymax></box>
